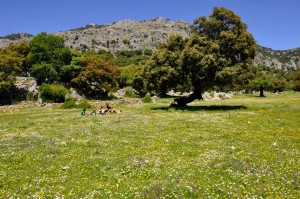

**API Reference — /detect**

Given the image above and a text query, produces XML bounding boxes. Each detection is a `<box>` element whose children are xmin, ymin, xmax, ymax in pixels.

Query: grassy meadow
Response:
<box><xmin>0</xmin><ymin>92</ymin><xmax>299</xmax><ymax>198</ymax></box>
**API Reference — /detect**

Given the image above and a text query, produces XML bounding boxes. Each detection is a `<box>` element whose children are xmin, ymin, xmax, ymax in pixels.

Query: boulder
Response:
<box><xmin>14</xmin><ymin>76</ymin><xmax>38</xmax><ymax>101</ymax></box>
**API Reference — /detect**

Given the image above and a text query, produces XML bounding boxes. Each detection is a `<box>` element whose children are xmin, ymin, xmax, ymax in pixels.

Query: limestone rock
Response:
<box><xmin>14</xmin><ymin>76</ymin><xmax>38</xmax><ymax>101</ymax></box>
<box><xmin>1</xmin><ymin>18</ymin><xmax>299</xmax><ymax>70</ymax></box>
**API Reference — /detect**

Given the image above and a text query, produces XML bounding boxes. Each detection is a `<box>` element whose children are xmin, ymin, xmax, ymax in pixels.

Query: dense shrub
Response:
<box><xmin>123</xmin><ymin>86</ymin><xmax>138</xmax><ymax>98</ymax></box>
<box><xmin>292</xmin><ymin>69</ymin><xmax>300</xmax><ymax>91</ymax></box>
<box><xmin>31</xmin><ymin>63</ymin><xmax>59</xmax><ymax>84</ymax></box>
<box><xmin>76</xmin><ymin>100</ymin><xmax>92</xmax><ymax>109</ymax></box>
<box><xmin>142</xmin><ymin>93</ymin><xmax>152</xmax><ymax>103</ymax></box>
<box><xmin>39</xmin><ymin>84</ymin><xmax>68</xmax><ymax>103</ymax></box>
<box><xmin>60</xmin><ymin>98</ymin><xmax>77</xmax><ymax>109</ymax></box>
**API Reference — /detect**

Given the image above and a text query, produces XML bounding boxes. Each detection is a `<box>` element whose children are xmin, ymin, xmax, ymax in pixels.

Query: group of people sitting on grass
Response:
<box><xmin>80</xmin><ymin>102</ymin><xmax>122</xmax><ymax>116</ymax></box>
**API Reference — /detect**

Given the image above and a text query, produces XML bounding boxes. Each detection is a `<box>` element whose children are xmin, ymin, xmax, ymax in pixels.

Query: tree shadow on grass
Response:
<box><xmin>151</xmin><ymin>105</ymin><xmax>247</xmax><ymax>112</ymax></box>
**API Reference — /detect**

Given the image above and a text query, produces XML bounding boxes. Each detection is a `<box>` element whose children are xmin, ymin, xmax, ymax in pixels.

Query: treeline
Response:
<box><xmin>1</xmin><ymin>8</ymin><xmax>300</xmax><ymax>106</ymax></box>
<box><xmin>0</xmin><ymin>32</ymin><xmax>152</xmax><ymax>104</ymax></box>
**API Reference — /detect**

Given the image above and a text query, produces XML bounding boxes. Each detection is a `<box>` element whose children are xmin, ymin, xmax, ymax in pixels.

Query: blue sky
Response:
<box><xmin>1</xmin><ymin>0</ymin><xmax>299</xmax><ymax>50</ymax></box>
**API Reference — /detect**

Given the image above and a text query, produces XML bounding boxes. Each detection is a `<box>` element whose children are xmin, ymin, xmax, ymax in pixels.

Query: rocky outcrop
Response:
<box><xmin>0</xmin><ymin>17</ymin><xmax>191</xmax><ymax>52</ymax></box>
<box><xmin>1</xmin><ymin>18</ymin><xmax>299</xmax><ymax>70</ymax></box>
<box><xmin>14</xmin><ymin>77</ymin><xmax>38</xmax><ymax>101</ymax></box>
<box><xmin>254</xmin><ymin>46</ymin><xmax>300</xmax><ymax>70</ymax></box>
<box><xmin>55</xmin><ymin>17</ymin><xmax>191</xmax><ymax>52</ymax></box>
<box><xmin>0</xmin><ymin>33</ymin><xmax>33</xmax><ymax>48</ymax></box>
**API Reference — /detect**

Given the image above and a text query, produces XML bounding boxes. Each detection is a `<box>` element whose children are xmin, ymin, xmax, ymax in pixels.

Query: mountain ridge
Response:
<box><xmin>1</xmin><ymin>17</ymin><xmax>299</xmax><ymax>70</ymax></box>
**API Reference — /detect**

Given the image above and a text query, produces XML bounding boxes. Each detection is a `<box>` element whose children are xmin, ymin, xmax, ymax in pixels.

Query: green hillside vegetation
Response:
<box><xmin>0</xmin><ymin>93</ymin><xmax>299</xmax><ymax>198</ymax></box>
<box><xmin>258</xmin><ymin>46</ymin><xmax>300</xmax><ymax>64</ymax></box>
<box><xmin>0</xmin><ymin>7</ymin><xmax>299</xmax><ymax>105</ymax></box>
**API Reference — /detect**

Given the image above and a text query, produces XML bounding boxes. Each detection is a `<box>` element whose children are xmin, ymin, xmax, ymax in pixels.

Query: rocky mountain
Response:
<box><xmin>0</xmin><ymin>17</ymin><xmax>299</xmax><ymax>70</ymax></box>
<box><xmin>0</xmin><ymin>33</ymin><xmax>33</xmax><ymax>47</ymax></box>
<box><xmin>56</xmin><ymin>17</ymin><xmax>191</xmax><ymax>52</ymax></box>
<box><xmin>255</xmin><ymin>46</ymin><xmax>300</xmax><ymax>70</ymax></box>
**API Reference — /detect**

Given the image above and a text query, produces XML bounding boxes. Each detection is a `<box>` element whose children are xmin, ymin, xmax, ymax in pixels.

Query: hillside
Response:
<box><xmin>0</xmin><ymin>17</ymin><xmax>299</xmax><ymax>70</ymax></box>
<box><xmin>255</xmin><ymin>46</ymin><xmax>300</xmax><ymax>70</ymax></box>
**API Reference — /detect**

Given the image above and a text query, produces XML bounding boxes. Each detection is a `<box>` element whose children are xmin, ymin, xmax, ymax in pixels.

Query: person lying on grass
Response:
<box><xmin>80</xmin><ymin>109</ymin><xmax>97</xmax><ymax>116</ymax></box>
<box><xmin>105</xmin><ymin>102</ymin><xmax>122</xmax><ymax>114</ymax></box>
<box><xmin>98</xmin><ymin>106</ymin><xmax>106</xmax><ymax>115</ymax></box>
<box><xmin>80</xmin><ymin>108</ymin><xmax>86</xmax><ymax>116</ymax></box>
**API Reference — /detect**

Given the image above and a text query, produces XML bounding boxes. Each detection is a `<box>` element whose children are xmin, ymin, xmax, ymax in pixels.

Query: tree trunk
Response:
<box><xmin>171</xmin><ymin>88</ymin><xmax>203</xmax><ymax>107</ymax></box>
<box><xmin>259</xmin><ymin>86</ymin><xmax>265</xmax><ymax>97</ymax></box>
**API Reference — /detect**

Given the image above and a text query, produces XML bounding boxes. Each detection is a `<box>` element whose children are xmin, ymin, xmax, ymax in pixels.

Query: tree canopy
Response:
<box><xmin>143</xmin><ymin>7</ymin><xmax>257</xmax><ymax>106</ymax></box>
<box><xmin>71</xmin><ymin>57</ymin><xmax>120</xmax><ymax>98</ymax></box>
<box><xmin>0</xmin><ymin>43</ymin><xmax>29</xmax><ymax>104</ymax></box>
<box><xmin>26</xmin><ymin>32</ymin><xmax>72</xmax><ymax>83</ymax></box>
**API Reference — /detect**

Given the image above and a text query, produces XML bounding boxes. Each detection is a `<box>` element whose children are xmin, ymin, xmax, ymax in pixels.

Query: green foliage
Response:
<box><xmin>39</xmin><ymin>83</ymin><xmax>68</xmax><ymax>103</ymax></box>
<box><xmin>132</xmin><ymin>66</ymin><xmax>146</xmax><ymax>93</ymax></box>
<box><xmin>248</xmin><ymin>66</ymin><xmax>289</xmax><ymax>96</ymax></box>
<box><xmin>193</xmin><ymin>7</ymin><xmax>257</xmax><ymax>89</ymax></box>
<box><xmin>119</xmin><ymin>64</ymin><xmax>139</xmax><ymax>87</ymax></box>
<box><xmin>144</xmin><ymin>35</ymin><xmax>187</xmax><ymax>97</ymax></box>
<box><xmin>271</xmin><ymin>76</ymin><xmax>286</xmax><ymax>92</ymax></box>
<box><xmin>26</xmin><ymin>32</ymin><xmax>72</xmax><ymax>74</ymax></box>
<box><xmin>249</xmin><ymin>73</ymin><xmax>275</xmax><ymax>97</ymax></box>
<box><xmin>60</xmin><ymin>98</ymin><xmax>77</xmax><ymax>109</ymax></box>
<box><xmin>250</xmin><ymin>76</ymin><xmax>275</xmax><ymax>90</ymax></box>
<box><xmin>123</xmin><ymin>86</ymin><xmax>138</xmax><ymax>98</ymax></box>
<box><xmin>59</xmin><ymin>64</ymin><xmax>81</xmax><ymax>84</ymax></box>
<box><xmin>71</xmin><ymin>57</ymin><xmax>120</xmax><ymax>97</ymax></box>
<box><xmin>292</xmin><ymin>69</ymin><xmax>300</xmax><ymax>91</ymax></box>
<box><xmin>142</xmin><ymin>93</ymin><xmax>152</xmax><ymax>103</ymax></box>
<box><xmin>31</xmin><ymin>63</ymin><xmax>59</xmax><ymax>84</ymax></box>
<box><xmin>82</xmin><ymin>50</ymin><xmax>114</xmax><ymax>61</ymax></box>
<box><xmin>144</xmin><ymin>49</ymin><xmax>153</xmax><ymax>56</ymax></box>
<box><xmin>76</xmin><ymin>99</ymin><xmax>92</xmax><ymax>109</ymax></box>
<box><xmin>122</xmin><ymin>38</ymin><xmax>130</xmax><ymax>45</ymax></box>
<box><xmin>143</xmin><ymin>7</ymin><xmax>257</xmax><ymax>102</ymax></box>
<box><xmin>115</xmin><ymin>50</ymin><xmax>151</xmax><ymax>67</ymax></box>
<box><xmin>0</xmin><ymin>43</ymin><xmax>30</xmax><ymax>104</ymax></box>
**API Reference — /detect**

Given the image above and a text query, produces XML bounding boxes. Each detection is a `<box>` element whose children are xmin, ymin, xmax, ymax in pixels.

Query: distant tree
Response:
<box><xmin>119</xmin><ymin>64</ymin><xmax>139</xmax><ymax>87</ymax></box>
<box><xmin>71</xmin><ymin>57</ymin><xmax>120</xmax><ymax>97</ymax></box>
<box><xmin>143</xmin><ymin>7</ymin><xmax>257</xmax><ymax>106</ymax></box>
<box><xmin>122</xmin><ymin>38</ymin><xmax>130</xmax><ymax>45</ymax></box>
<box><xmin>292</xmin><ymin>69</ymin><xmax>300</xmax><ymax>91</ymax></box>
<box><xmin>0</xmin><ymin>43</ymin><xmax>29</xmax><ymax>104</ymax></box>
<box><xmin>271</xmin><ymin>75</ymin><xmax>287</xmax><ymax>92</ymax></box>
<box><xmin>249</xmin><ymin>74</ymin><xmax>274</xmax><ymax>97</ymax></box>
<box><xmin>26</xmin><ymin>32</ymin><xmax>72</xmax><ymax>80</ymax></box>
<box><xmin>115</xmin><ymin>50</ymin><xmax>151</xmax><ymax>67</ymax></box>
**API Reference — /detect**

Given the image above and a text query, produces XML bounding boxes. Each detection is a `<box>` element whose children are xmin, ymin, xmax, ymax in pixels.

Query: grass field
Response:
<box><xmin>0</xmin><ymin>92</ymin><xmax>299</xmax><ymax>198</ymax></box>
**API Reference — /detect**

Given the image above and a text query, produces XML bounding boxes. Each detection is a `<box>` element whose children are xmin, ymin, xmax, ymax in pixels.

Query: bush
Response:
<box><xmin>77</xmin><ymin>100</ymin><xmax>92</xmax><ymax>109</ymax></box>
<box><xmin>39</xmin><ymin>84</ymin><xmax>68</xmax><ymax>103</ymax></box>
<box><xmin>60</xmin><ymin>98</ymin><xmax>77</xmax><ymax>109</ymax></box>
<box><xmin>142</xmin><ymin>93</ymin><xmax>152</xmax><ymax>103</ymax></box>
<box><xmin>123</xmin><ymin>86</ymin><xmax>138</xmax><ymax>98</ymax></box>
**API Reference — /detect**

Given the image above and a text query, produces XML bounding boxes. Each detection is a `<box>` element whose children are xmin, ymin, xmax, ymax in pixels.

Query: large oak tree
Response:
<box><xmin>143</xmin><ymin>7</ymin><xmax>257</xmax><ymax>106</ymax></box>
